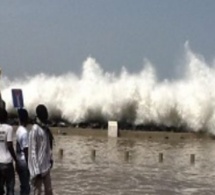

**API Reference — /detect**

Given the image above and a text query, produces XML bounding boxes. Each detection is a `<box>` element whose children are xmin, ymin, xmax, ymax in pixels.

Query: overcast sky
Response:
<box><xmin>1</xmin><ymin>0</ymin><xmax>215</xmax><ymax>80</ymax></box>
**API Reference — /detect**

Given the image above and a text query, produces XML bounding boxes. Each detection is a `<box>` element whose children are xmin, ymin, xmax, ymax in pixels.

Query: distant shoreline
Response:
<box><xmin>50</xmin><ymin>127</ymin><xmax>213</xmax><ymax>140</ymax></box>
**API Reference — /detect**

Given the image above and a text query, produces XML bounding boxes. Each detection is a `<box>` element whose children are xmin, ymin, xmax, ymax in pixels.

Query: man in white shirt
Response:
<box><xmin>0</xmin><ymin>108</ymin><xmax>17</xmax><ymax>195</ymax></box>
<box><xmin>28</xmin><ymin>104</ymin><xmax>54</xmax><ymax>195</ymax></box>
<box><xmin>16</xmin><ymin>108</ymin><xmax>30</xmax><ymax>195</ymax></box>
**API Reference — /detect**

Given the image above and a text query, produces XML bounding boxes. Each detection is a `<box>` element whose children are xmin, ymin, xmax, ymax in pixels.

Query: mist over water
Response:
<box><xmin>2</xmin><ymin>45</ymin><xmax>215</xmax><ymax>134</ymax></box>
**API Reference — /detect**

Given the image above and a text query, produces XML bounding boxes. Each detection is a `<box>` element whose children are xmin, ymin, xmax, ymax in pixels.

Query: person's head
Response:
<box><xmin>36</xmin><ymin>104</ymin><xmax>48</xmax><ymax>123</ymax></box>
<box><xmin>0</xmin><ymin>108</ymin><xmax>8</xmax><ymax>123</ymax></box>
<box><xmin>18</xmin><ymin>108</ymin><xmax>29</xmax><ymax>125</ymax></box>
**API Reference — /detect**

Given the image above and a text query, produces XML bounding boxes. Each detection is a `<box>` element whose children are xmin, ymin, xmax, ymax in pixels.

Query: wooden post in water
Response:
<box><xmin>91</xmin><ymin>149</ymin><xmax>96</xmax><ymax>161</ymax></box>
<box><xmin>190</xmin><ymin>154</ymin><xmax>195</xmax><ymax>164</ymax></box>
<box><xmin>57</xmin><ymin>129</ymin><xmax>61</xmax><ymax>134</ymax></box>
<box><xmin>124</xmin><ymin>151</ymin><xmax>130</xmax><ymax>162</ymax></box>
<box><xmin>59</xmin><ymin>148</ymin><xmax>64</xmax><ymax>159</ymax></box>
<box><xmin>159</xmin><ymin>153</ymin><xmax>163</xmax><ymax>163</ymax></box>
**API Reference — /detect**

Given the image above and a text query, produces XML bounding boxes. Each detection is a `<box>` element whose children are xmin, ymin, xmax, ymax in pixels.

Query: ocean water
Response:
<box><xmin>49</xmin><ymin>134</ymin><xmax>215</xmax><ymax>195</ymax></box>
<box><xmin>3</xmin><ymin>45</ymin><xmax>215</xmax><ymax>135</ymax></box>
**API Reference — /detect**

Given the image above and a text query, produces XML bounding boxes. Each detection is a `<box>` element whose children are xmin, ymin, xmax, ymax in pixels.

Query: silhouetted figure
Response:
<box><xmin>16</xmin><ymin>108</ymin><xmax>30</xmax><ymax>195</ymax></box>
<box><xmin>0</xmin><ymin>93</ymin><xmax>6</xmax><ymax>109</ymax></box>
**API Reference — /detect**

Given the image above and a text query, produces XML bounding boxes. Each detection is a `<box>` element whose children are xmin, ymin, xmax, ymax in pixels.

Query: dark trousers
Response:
<box><xmin>17</xmin><ymin>162</ymin><xmax>30</xmax><ymax>195</ymax></box>
<box><xmin>32</xmin><ymin>171</ymin><xmax>53</xmax><ymax>195</ymax></box>
<box><xmin>0</xmin><ymin>163</ymin><xmax>15</xmax><ymax>195</ymax></box>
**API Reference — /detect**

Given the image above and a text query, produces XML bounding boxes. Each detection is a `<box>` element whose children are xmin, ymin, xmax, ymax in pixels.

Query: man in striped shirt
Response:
<box><xmin>28</xmin><ymin>105</ymin><xmax>54</xmax><ymax>195</ymax></box>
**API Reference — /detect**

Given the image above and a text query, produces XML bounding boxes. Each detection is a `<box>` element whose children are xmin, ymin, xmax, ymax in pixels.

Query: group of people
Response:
<box><xmin>0</xmin><ymin>104</ymin><xmax>54</xmax><ymax>195</ymax></box>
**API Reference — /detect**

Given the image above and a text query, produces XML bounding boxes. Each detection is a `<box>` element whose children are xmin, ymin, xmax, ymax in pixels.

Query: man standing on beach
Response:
<box><xmin>28</xmin><ymin>104</ymin><xmax>54</xmax><ymax>195</ymax></box>
<box><xmin>0</xmin><ymin>108</ymin><xmax>17</xmax><ymax>195</ymax></box>
<box><xmin>16</xmin><ymin>108</ymin><xmax>30</xmax><ymax>195</ymax></box>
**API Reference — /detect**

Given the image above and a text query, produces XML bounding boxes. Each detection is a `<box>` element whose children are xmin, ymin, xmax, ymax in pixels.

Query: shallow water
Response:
<box><xmin>50</xmin><ymin>134</ymin><xmax>215</xmax><ymax>195</ymax></box>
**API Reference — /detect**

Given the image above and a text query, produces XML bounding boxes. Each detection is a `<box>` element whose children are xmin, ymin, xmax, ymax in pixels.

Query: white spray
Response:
<box><xmin>2</xmin><ymin>45</ymin><xmax>215</xmax><ymax>134</ymax></box>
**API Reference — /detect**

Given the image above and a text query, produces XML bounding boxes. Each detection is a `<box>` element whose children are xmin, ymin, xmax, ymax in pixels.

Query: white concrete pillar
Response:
<box><xmin>108</xmin><ymin>121</ymin><xmax>118</xmax><ymax>137</ymax></box>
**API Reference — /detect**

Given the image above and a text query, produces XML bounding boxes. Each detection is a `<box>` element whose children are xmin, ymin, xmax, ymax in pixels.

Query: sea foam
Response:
<box><xmin>2</xmin><ymin>45</ymin><xmax>215</xmax><ymax>133</ymax></box>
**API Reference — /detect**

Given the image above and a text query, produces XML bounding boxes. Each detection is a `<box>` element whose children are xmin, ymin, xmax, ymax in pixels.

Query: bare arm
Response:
<box><xmin>23</xmin><ymin>147</ymin><xmax>28</xmax><ymax>164</ymax></box>
<box><xmin>7</xmin><ymin>126</ymin><xmax>17</xmax><ymax>163</ymax></box>
<box><xmin>7</xmin><ymin>142</ymin><xmax>18</xmax><ymax>163</ymax></box>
